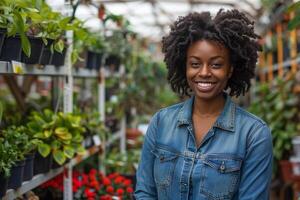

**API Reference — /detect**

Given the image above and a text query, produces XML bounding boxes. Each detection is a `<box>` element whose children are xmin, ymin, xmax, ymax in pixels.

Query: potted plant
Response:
<box><xmin>0</xmin><ymin>125</ymin><xmax>38</xmax><ymax>189</ymax></box>
<box><xmin>27</xmin><ymin>109</ymin><xmax>86</xmax><ymax>170</ymax></box>
<box><xmin>248</xmin><ymin>77</ymin><xmax>300</xmax><ymax>180</ymax></box>
<box><xmin>0</xmin><ymin>137</ymin><xmax>18</xmax><ymax>198</ymax></box>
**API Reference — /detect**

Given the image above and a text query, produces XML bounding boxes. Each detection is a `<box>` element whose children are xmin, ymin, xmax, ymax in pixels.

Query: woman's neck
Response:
<box><xmin>193</xmin><ymin>94</ymin><xmax>226</xmax><ymax>117</ymax></box>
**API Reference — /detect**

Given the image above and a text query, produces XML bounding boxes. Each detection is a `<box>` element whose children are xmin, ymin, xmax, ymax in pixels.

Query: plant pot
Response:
<box><xmin>0</xmin><ymin>30</ymin><xmax>6</xmax><ymax>57</ymax></box>
<box><xmin>33</xmin><ymin>152</ymin><xmax>53</xmax><ymax>175</ymax></box>
<box><xmin>105</xmin><ymin>54</ymin><xmax>121</xmax><ymax>72</ymax></box>
<box><xmin>39</xmin><ymin>39</ymin><xmax>54</xmax><ymax>65</ymax></box>
<box><xmin>0</xmin><ymin>172</ymin><xmax>8</xmax><ymax>198</ymax></box>
<box><xmin>0</xmin><ymin>36</ymin><xmax>22</xmax><ymax>62</ymax></box>
<box><xmin>21</xmin><ymin>37</ymin><xmax>43</xmax><ymax>64</ymax></box>
<box><xmin>23</xmin><ymin>153</ymin><xmax>35</xmax><ymax>181</ymax></box>
<box><xmin>279</xmin><ymin>160</ymin><xmax>293</xmax><ymax>183</ymax></box>
<box><xmin>86</xmin><ymin>51</ymin><xmax>102</xmax><ymax>70</ymax></box>
<box><xmin>7</xmin><ymin>160</ymin><xmax>25</xmax><ymax>190</ymax></box>
<box><xmin>49</xmin><ymin>48</ymin><xmax>66</xmax><ymax>66</ymax></box>
<box><xmin>51</xmin><ymin>158</ymin><xmax>70</xmax><ymax>169</ymax></box>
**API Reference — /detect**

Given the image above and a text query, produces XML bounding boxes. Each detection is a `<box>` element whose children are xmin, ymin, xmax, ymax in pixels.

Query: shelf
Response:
<box><xmin>260</xmin><ymin>56</ymin><xmax>300</xmax><ymax>74</ymax></box>
<box><xmin>73</xmin><ymin>68</ymin><xmax>99</xmax><ymax>78</ymax></box>
<box><xmin>0</xmin><ymin>61</ymin><xmax>67</xmax><ymax>76</ymax></box>
<box><xmin>2</xmin><ymin>145</ymin><xmax>102</xmax><ymax>200</ymax></box>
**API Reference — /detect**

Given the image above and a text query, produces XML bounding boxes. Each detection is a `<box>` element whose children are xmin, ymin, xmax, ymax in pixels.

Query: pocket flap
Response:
<box><xmin>203</xmin><ymin>156</ymin><xmax>242</xmax><ymax>173</ymax></box>
<box><xmin>151</xmin><ymin>148</ymin><xmax>179</xmax><ymax>163</ymax></box>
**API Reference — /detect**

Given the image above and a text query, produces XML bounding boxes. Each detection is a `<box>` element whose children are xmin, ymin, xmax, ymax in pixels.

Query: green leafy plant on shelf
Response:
<box><xmin>0</xmin><ymin>0</ymin><xmax>78</xmax><ymax>57</ymax></box>
<box><xmin>0</xmin><ymin>125</ymin><xmax>38</xmax><ymax>177</ymax></box>
<box><xmin>27</xmin><ymin>109</ymin><xmax>86</xmax><ymax>165</ymax></box>
<box><xmin>248</xmin><ymin>77</ymin><xmax>300</xmax><ymax>174</ymax></box>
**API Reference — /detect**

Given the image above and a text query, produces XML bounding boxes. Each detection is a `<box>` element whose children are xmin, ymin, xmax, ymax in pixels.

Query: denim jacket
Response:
<box><xmin>135</xmin><ymin>94</ymin><xmax>273</xmax><ymax>200</ymax></box>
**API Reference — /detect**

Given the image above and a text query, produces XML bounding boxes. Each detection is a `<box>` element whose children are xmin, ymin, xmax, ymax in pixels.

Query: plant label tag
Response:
<box><xmin>11</xmin><ymin>60</ymin><xmax>24</xmax><ymax>74</ymax></box>
<box><xmin>93</xmin><ymin>135</ymin><xmax>101</xmax><ymax>146</ymax></box>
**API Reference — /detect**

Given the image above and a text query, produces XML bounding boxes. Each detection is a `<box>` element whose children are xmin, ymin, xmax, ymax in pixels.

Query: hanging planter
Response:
<box><xmin>7</xmin><ymin>160</ymin><xmax>25</xmax><ymax>190</ymax></box>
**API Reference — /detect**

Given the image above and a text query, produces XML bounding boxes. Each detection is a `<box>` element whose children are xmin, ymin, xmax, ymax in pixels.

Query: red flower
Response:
<box><xmin>126</xmin><ymin>187</ymin><xmax>134</xmax><ymax>193</ymax></box>
<box><xmin>116</xmin><ymin>188</ymin><xmax>124</xmax><ymax>196</ymax></box>
<box><xmin>84</xmin><ymin>188</ymin><xmax>96</xmax><ymax>198</ymax></box>
<box><xmin>106</xmin><ymin>186</ymin><xmax>114</xmax><ymax>194</ymax></box>
<box><xmin>89</xmin><ymin>169</ymin><xmax>97</xmax><ymax>175</ymax></box>
<box><xmin>102</xmin><ymin>177</ymin><xmax>111</xmax><ymax>186</ymax></box>
<box><xmin>123</xmin><ymin>179</ymin><xmax>132</xmax><ymax>187</ymax></box>
<box><xmin>114</xmin><ymin>176</ymin><xmax>124</xmax><ymax>184</ymax></box>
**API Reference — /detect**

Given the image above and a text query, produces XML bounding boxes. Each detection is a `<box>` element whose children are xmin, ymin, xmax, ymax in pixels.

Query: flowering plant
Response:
<box><xmin>41</xmin><ymin>169</ymin><xmax>134</xmax><ymax>200</ymax></box>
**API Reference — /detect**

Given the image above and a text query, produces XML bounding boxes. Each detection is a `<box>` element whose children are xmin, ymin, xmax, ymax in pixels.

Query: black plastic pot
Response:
<box><xmin>33</xmin><ymin>152</ymin><xmax>52</xmax><ymax>175</ymax></box>
<box><xmin>39</xmin><ymin>39</ymin><xmax>54</xmax><ymax>65</ymax></box>
<box><xmin>86</xmin><ymin>51</ymin><xmax>102</xmax><ymax>70</ymax></box>
<box><xmin>50</xmin><ymin>48</ymin><xmax>66</xmax><ymax>66</ymax></box>
<box><xmin>51</xmin><ymin>158</ymin><xmax>70</xmax><ymax>169</ymax></box>
<box><xmin>21</xmin><ymin>37</ymin><xmax>43</xmax><ymax>64</ymax></box>
<box><xmin>0</xmin><ymin>36</ymin><xmax>22</xmax><ymax>62</ymax></box>
<box><xmin>7</xmin><ymin>160</ymin><xmax>25</xmax><ymax>190</ymax></box>
<box><xmin>23</xmin><ymin>153</ymin><xmax>35</xmax><ymax>181</ymax></box>
<box><xmin>0</xmin><ymin>172</ymin><xmax>8</xmax><ymax>198</ymax></box>
<box><xmin>105</xmin><ymin>54</ymin><xmax>121</xmax><ymax>72</ymax></box>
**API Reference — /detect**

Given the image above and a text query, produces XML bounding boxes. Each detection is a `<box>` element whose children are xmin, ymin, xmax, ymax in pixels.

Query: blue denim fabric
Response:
<box><xmin>135</xmin><ymin>94</ymin><xmax>273</xmax><ymax>200</ymax></box>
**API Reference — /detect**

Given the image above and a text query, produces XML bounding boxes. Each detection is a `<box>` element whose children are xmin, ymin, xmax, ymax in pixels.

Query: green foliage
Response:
<box><xmin>0</xmin><ymin>125</ymin><xmax>39</xmax><ymax>177</ymax></box>
<box><xmin>0</xmin><ymin>138</ymin><xmax>18</xmax><ymax>177</ymax></box>
<box><xmin>248</xmin><ymin>78</ymin><xmax>300</xmax><ymax>171</ymax></box>
<box><xmin>104</xmin><ymin>148</ymin><xmax>141</xmax><ymax>175</ymax></box>
<box><xmin>286</xmin><ymin>1</ymin><xmax>300</xmax><ymax>30</ymax></box>
<box><xmin>27</xmin><ymin>109</ymin><xmax>86</xmax><ymax>165</ymax></box>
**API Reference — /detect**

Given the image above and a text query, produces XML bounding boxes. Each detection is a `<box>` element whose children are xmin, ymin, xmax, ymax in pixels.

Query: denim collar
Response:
<box><xmin>177</xmin><ymin>93</ymin><xmax>236</xmax><ymax>132</ymax></box>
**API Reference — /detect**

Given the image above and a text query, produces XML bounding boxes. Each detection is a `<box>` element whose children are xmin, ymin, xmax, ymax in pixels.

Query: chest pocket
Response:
<box><xmin>151</xmin><ymin>147</ymin><xmax>179</xmax><ymax>187</ymax></box>
<box><xmin>200</xmin><ymin>154</ymin><xmax>242</xmax><ymax>200</ymax></box>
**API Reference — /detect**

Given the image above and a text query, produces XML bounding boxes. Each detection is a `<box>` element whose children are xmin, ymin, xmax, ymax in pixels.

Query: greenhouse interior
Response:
<box><xmin>0</xmin><ymin>0</ymin><xmax>300</xmax><ymax>199</ymax></box>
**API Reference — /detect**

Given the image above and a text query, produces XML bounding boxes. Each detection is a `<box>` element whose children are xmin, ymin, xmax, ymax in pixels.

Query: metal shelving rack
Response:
<box><xmin>3</xmin><ymin>146</ymin><xmax>102</xmax><ymax>200</ymax></box>
<box><xmin>0</xmin><ymin>58</ymin><xmax>107</xmax><ymax>200</ymax></box>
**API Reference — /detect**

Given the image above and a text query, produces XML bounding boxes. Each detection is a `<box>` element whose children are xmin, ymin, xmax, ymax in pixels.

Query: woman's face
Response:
<box><xmin>186</xmin><ymin>40</ymin><xmax>232</xmax><ymax>101</ymax></box>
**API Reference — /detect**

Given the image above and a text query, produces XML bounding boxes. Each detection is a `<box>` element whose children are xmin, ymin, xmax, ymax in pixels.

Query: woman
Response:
<box><xmin>135</xmin><ymin>9</ymin><xmax>273</xmax><ymax>200</ymax></box>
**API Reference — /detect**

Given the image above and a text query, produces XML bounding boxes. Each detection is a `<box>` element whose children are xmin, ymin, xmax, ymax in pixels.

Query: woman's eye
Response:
<box><xmin>211</xmin><ymin>63</ymin><xmax>222</xmax><ymax>68</ymax></box>
<box><xmin>191</xmin><ymin>62</ymin><xmax>200</xmax><ymax>67</ymax></box>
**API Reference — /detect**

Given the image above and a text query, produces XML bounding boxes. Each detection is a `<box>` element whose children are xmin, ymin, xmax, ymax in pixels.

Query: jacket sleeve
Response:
<box><xmin>237</xmin><ymin>123</ymin><xmax>273</xmax><ymax>200</ymax></box>
<box><xmin>134</xmin><ymin>112</ymin><xmax>159</xmax><ymax>200</ymax></box>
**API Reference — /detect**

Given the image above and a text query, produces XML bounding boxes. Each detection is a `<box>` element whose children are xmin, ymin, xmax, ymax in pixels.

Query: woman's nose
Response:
<box><xmin>198</xmin><ymin>65</ymin><xmax>211</xmax><ymax>77</ymax></box>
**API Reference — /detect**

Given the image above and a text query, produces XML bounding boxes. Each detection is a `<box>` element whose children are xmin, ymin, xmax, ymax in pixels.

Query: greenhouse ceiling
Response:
<box><xmin>47</xmin><ymin>0</ymin><xmax>268</xmax><ymax>41</ymax></box>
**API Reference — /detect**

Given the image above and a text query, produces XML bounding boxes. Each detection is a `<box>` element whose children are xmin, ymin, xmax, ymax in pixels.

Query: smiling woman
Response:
<box><xmin>135</xmin><ymin>9</ymin><xmax>273</xmax><ymax>200</ymax></box>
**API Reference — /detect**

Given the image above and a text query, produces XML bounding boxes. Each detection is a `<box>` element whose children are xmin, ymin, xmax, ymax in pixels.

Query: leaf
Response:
<box><xmin>287</xmin><ymin>14</ymin><xmax>300</xmax><ymax>30</ymax></box>
<box><xmin>43</xmin><ymin>130</ymin><xmax>52</xmax><ymax>138</ymax></box>
<box><xmin>35</xmin><ymin>0</ymin><xmax>43</xmax><ymax>10</ymax></box>
<box><xmin>54</xmin><ymin>39</ymin><xmax>64</xmax><ymax>53</ymax></box>
<box><xmin>34</xmin><ymin>132</ymin><xmax>46</xmax><ymax>139</ymax></box>
<box><xmin>59</xmin><ymin>17</ymin><xmax>71</xmax><ymax>28</ymax></box>
<box><xmin>75</xmin><ymin>145</ymin><xmax>86</xmax><ymax>155</ymax></box>
<box><xmin>38</xmin><ymin>143</ymin><xmax>51</xmax><ymax>157</ymax></box>
<box><xmin>63</xmin><ymin>145</ymin><xmax>75</xmax><ymax>159</ymax></box>
<box><xmin>55</xmin><ymin>127</ymin><xmax>68</xmax><ymax>135</ymax></box>
<box><xmin>286</xmin><ymin>1</ymin><xmax>300</xmax><ymax>13</ymax></box>
<box><xmin>56</xmin><ymin>132</ymin><xmax>72</xmax><ymax>141</ymax></box>
<box><xmin>53</xmin><ymin>150</ymin><xmax>66</xmax><ymax>165</ymax></box>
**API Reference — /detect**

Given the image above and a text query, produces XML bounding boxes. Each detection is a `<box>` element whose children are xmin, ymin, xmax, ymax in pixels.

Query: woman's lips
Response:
<box><xmin>195</xmin><ymin>82</ymin><xmax>216</xmax><ymax>92</ymax></box>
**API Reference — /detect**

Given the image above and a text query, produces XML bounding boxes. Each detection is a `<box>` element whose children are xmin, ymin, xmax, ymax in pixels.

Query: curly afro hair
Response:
<box><xmin>162</xmin><ymin>9</ymin><xmax>261</xmax><ymax>97</ymax></box>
